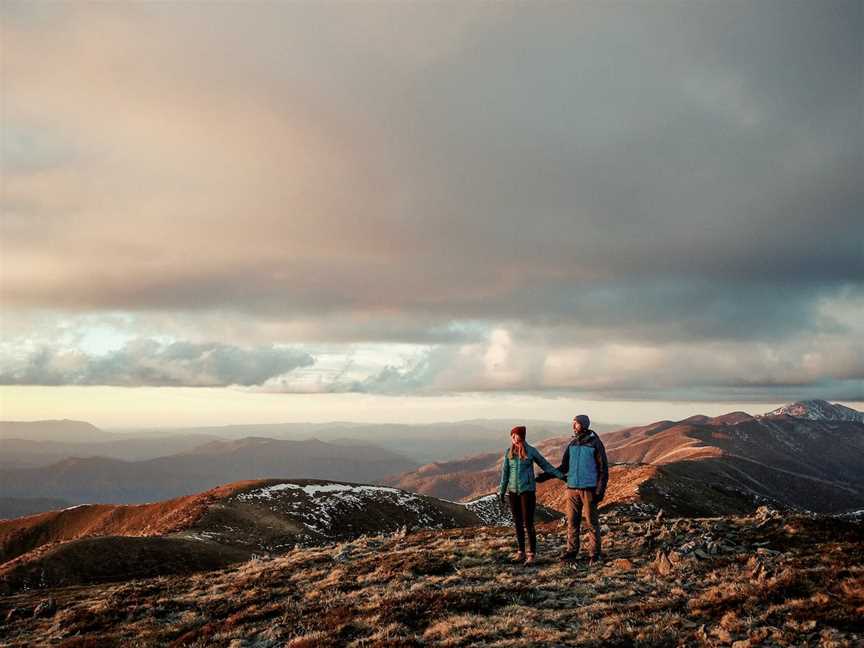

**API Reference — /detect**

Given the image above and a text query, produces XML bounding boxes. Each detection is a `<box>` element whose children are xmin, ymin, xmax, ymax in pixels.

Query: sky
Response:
<box><xmin>1</xmin><ymin>1</ymin><xmax>862</xmax><ymax>428</ymax></box>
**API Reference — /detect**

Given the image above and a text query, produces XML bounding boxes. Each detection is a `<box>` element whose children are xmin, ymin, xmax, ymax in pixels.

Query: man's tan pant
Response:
<box><xmin>566</xmin><ymin>488</ymin><xmax>601</xmax><ymax>557</ymax></box>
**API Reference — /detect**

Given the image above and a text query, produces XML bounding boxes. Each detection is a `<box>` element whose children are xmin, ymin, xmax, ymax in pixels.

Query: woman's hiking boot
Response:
<box><xmin>512</xmin><ymin>550</ymin><xmax>526</xmax><ymax>563</ymax></box>
<box><xmin>524</xmin><ymin>552</ymin><xmax>536</xmax><ymax>565</ymax></box>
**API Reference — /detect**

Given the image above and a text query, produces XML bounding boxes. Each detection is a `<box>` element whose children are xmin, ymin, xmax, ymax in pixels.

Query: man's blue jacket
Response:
<box><xmin>556</xmin><ymin>430</ymin><xmax>609</xmax><ymax>498</ymax></box>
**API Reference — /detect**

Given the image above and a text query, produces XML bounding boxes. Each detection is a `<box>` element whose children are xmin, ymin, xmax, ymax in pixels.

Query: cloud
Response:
<box><xmin>2</xmin><ymin>4</ymin><xmax>860</xmax><ymax>314</ymax></box>
<box><xmin>1</xmin><ymin>2</ymin><xmax>861</xmax><ymax>400</ymax></box>
<box><xmin>1</xmin><ymin>317</ymin><xmax>860</xmax><ymax>400</ymax></box>
<box><xmin>0</xmin><ymin>339</ymin><xmax>314</xmax><ymax>387</ymax></box>
<box><xmin>242</xmin><ymin>323</ymin><xmax>864</xmax><ymax>401</ymax></box>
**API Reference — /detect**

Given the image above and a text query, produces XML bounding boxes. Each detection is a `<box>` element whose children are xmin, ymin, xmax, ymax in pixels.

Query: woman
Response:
<box><xmin>498</xmin><ymin>425</ymin><xmax>564</xmax><ymax>564</ymax></box>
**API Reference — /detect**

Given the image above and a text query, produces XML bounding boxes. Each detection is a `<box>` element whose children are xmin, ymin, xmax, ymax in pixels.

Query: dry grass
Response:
<box><xmin>0</xmin><ymin>508</ymin><xmax>861</xmax><ymax>647</ymax></box>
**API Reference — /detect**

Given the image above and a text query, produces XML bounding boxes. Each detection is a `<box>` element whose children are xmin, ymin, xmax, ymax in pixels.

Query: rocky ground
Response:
<box><xmin>0</xmin><ymin>505</ymin><xmax>861</xmax><ymax>647</ymax></box>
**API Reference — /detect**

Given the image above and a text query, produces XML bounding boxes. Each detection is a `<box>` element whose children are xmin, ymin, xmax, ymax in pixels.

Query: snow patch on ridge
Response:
<box><xmin>461</xmin><ymin>494</ymin><xmax>511</xmax><ymax>526</ymax></box>
<box><xmin>234</xmin><ymin>481</ymin><xmax>448</xmax><ymax>537</ymax></box>
<box><xmin>237</xmin><ymin>482</ymin><xmax>406</xmax><ymax>500</ymax></box>
<box><xmin>762</xmin><ymin>400</ymin><xmax>864</xmax><ymax>423</ymax></box>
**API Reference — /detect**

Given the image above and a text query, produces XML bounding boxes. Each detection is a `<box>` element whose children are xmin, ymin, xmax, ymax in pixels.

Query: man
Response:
<box><xmin>557</xmin><ymin>414</ymin><xmax>608</xmax><ymax>564</ymax></box>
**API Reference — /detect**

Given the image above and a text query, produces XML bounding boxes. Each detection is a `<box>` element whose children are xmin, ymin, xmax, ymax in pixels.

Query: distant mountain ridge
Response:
<box><xmin>0</xmin><ymin>420</ymin><xmax>113</xmax><ymax>443</ymax></box>
<box><xmin>0</xmin><ymin>418</ymin><xmax>621</xmax><ymax>469</ymax></box>
<box><xmin>139</xmin><ymin>419</ymin><xmax>621</xmax><ymax>462</ymax></box>
<box><xmin>0</xmin><ymin>434</ymin><xmax>225</xmax><ymax>469</ymax></box>
<box><xmin>383</xmin><ymin>401</ymin><xmax>864</xmax><ymax>515</ymax></box>
<box><xmin>0</xmin><ymin>497</ymin><xmax>72</xmax><ymax>520</ymax></box>
<box><xmin>0</xmin><ymin>438</ymin><xmax>418</xmax><ymax>506</ymax></box>
<box><xmin>761</xmin><ymin>399</ymin><xmax>864</xmax><ymax>423</ymax></box>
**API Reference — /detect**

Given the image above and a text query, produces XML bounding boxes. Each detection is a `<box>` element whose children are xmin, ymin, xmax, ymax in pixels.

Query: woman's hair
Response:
<box><xmin>509</xmin><ymin>441</ymin><xmax>528</xmax><ymax>460</ymax></box>
<box><xmin>508</xmin><ymin>426</ymin><xmax>528</xmax><ymax>459</ymax></box>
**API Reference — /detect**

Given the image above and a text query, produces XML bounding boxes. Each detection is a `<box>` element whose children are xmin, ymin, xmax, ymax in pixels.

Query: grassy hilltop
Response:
<box><xmin>1</xmin><ymin>505</ymin><xmax>861</xmax><ymax>647</ymax></box>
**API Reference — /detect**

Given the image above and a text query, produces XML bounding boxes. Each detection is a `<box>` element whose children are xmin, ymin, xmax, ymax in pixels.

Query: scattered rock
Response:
<box><xmin>720</xmin><ymin>610</ymin><xmax>743</xmax><ymax>632</ymax></box>
<box><xmin>748</xmin><ymin>626</ymin><xmax>777</xmax><ymax>644</ymax></box>
<box><xmin>678</xmin><ymin>540</ymin><xmax>697</xmax><ymax>554</ymax></box>
<box><xmin>712</xmin><ymin>626</ymin><xmax>733</xmax><ymax>642</ymax></box>
<box><xmin>32</xmin><ymin>598</ymin><xmax>56</xmax><ymax>618</ymax></box>
<box><xmin>612</xmin><ymin>558</ymin><xmax>633</xmax><ymax>570</ymax></box>
<box><xmin>749</xmin><ymin>559</ymin><xmax>767</xmax><ymax>582</ymax></box>
<box><xmin>655</xmin><ymin>550</ymin><xmax>674</xmax><ymax>576</ymax></box>
<box><xmin>754</xmin><ymin>506</ymin><xmax>783</xmax><ymax>528</ymax></box>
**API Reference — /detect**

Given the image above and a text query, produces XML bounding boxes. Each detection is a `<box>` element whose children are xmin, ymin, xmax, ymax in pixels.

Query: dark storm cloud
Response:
<box><xmin>1</xmin><ymin>1</ymin><xmax>861</xmax><ymax>397</ymax></box>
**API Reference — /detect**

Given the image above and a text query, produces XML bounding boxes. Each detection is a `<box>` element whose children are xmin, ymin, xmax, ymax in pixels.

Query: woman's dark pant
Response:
<box><xmin>508</xmin><ymin>491</ymin><xmax>537</xmax><ymax>554</ymax></box>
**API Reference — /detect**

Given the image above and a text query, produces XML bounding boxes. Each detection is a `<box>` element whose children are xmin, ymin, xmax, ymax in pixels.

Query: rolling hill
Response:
<box><xmin>0</xmin><ymin>479</ymin><xmax>559</xmax><ymax>592</ymax></box>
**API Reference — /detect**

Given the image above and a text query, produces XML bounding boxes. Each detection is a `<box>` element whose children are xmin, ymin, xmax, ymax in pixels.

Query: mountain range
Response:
<box><xmin>0</xmin><ymin>438</ymin><xmax>418</xmax><ymax>508</ymax></box>
<box><xmin>0</xmin><ymin>418</ymin><xmax>621</xmax><ymax>467</ymax></box>
<box><xmin>0</xmin><ymin>418</ymin><xmax>615</xmax><ymax>517</ymax></box>
<box><xmin>383</xmin><ymin>400</ymin><xmax>864</xmax><ymax>515</ymax></box>
<box><xmin>120</xmin><ymin>419</ymin><xmax>622</xmax><ymax>462</ymax></box>
<box><xmin>2</xmin><ymin>400</ymin><xmax>860</xmax><ymax>519</ymax></box>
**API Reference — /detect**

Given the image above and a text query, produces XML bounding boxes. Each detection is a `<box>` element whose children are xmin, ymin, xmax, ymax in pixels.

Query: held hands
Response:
<box><xmin>536</xmin><ymin>472</ymin><xmax>567</xmax><ymax>483</ymax></box>
<box><xmin>535</xmin><ymin>472</ymin><xmax>553</xmax><ymax>484</ymax></box>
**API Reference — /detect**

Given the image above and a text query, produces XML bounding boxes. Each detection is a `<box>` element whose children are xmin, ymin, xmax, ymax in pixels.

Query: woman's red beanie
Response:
<box><xmin>510</xmin><ymin>426</ymin><xmax>527</xmax><ymax>440</ymax></box>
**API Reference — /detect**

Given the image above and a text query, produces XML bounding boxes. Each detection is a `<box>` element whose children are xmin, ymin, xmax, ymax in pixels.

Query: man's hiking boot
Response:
<box><xmin>524</xmin><ymin>552</ymin><xmax>536</xmax><ymax>566</ymax></box>
<box><xmin>560</xmin><ymin>550</ymin><xmax>580</xmax><ymax>562</ymax></box>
